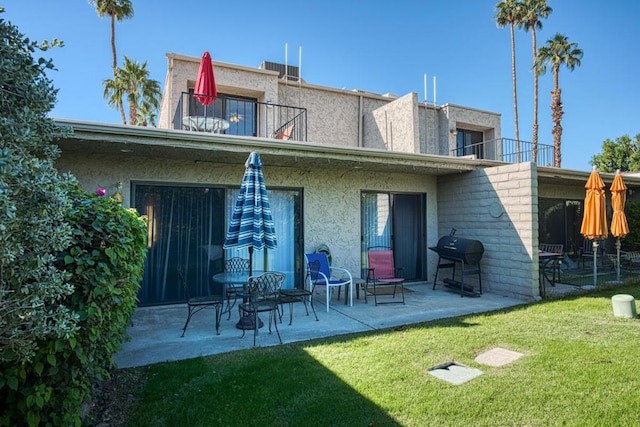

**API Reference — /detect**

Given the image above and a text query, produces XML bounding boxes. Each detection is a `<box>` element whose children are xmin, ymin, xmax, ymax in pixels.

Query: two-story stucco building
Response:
<box><xmin>53</xmin><ymin>52</ymin><xmax>640</xmax><ymax>307</ymax></box>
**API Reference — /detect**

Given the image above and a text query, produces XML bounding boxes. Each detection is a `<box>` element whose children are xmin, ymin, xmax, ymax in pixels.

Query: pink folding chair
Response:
<box><xmin>366</xmin><ymin>247</ymin><xmax>405</xmax><ymax>305</ymax></box>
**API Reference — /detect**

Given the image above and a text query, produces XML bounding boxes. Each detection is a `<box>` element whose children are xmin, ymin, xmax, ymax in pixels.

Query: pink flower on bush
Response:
<box><xmin>96</xmin><ymin>188</ymin><xmax>106</xmax><ymax>196</ymax></box>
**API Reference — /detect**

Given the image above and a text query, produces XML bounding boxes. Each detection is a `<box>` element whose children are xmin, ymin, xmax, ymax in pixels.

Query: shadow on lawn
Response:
<box><xmin>124</xmin><ymin>281</ymin><xmax>640</xmax><ymax>425</ymax></box>
<box><xmin>134</xmin><ymin>348</ymin><xmax>403</xmax><ymax>426</ymax></box>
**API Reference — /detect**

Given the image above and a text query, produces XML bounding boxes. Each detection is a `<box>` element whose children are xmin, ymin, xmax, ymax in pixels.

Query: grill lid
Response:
<box><xmin>430</xmin><ymin>235</ymin><xmax>484</xmax><ymax>265</ymax></box>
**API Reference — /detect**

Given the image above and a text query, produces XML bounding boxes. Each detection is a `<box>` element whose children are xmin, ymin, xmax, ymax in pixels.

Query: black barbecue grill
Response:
<box><xmin>429</xmin><ymin>232</ymin><xmax>484</xmax><ymax>297</ymax></box>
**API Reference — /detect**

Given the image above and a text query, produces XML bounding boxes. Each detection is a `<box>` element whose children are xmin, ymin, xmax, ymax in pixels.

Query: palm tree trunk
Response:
<box><xmin>117</xmin><ymin>90</ymin><xmax>127</xmax><ymax>125</ymax></box>
<box><xmin>510</xmin><ymin>23</ymin><xmax>520</xmax><ymax>162</ymax></box>
<box><xmin>129</xmin><ymin>99</ymin><xmax>138</xmax><ymax>126</ymax></box>
<box><xmin>110</xmin><ymin>14</ymin><xmax>117</xmax><ymax>70</ymax></box>
<box><xmin>531</xmin><ymin>27</ymin><xmax>539</xmax><ymax>164</ymax></box>
<box><xmin>551</xmin><ymin>69</ymin><xmax>563</xmax><ymax>167</ymax></box>
<box><xmin>111</xmin><ymin>14</ymin><xmax>127</xmax><ymax>125</ymax></box>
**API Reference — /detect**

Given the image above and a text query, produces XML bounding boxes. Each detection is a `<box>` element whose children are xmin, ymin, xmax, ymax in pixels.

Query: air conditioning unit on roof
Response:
<box><xmin>260</xmin><ymin>61</ymin><xmax>300</xmax><ymax>81</ymax></box>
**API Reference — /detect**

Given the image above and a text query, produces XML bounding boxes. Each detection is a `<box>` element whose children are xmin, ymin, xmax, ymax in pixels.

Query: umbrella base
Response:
<box><xmin>236</xmin><ymin>314</ymin><xmax>264</xmax><ymax>330</ymax></box>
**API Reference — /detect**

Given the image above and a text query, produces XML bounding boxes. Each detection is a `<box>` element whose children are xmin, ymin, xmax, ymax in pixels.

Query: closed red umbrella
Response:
<box><xmin>610</xmin><ymin>171</ymin><xmax>629</xmax><ymax>281</ymax></box>
<box><xmin>194</xmin><ymin>51</ymin><xmax>217</xmax><ymax>107</ymax></box>
<box><xmin>580</xmin><ymin>167</ymin><xmax>608</xmax><ymax>287</ymax></box>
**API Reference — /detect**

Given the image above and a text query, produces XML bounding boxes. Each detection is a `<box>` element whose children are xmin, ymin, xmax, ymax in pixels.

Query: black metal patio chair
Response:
<box><xmin>223</xmin><ymin>257</ymin><xmax>250</xmax><ymax>319</ymax></box>
<box><xmin>179</xmin><ymin>267</ymin><xmax>223</xmax><ymax>337</ymax></box>
<box><xmin>277</xmin><ymin>262</ymin><xmax>319</xmax><ymax>325</ymax></box>
<box><xmin>238</xmin><ymin>272</ymin><xmax>285</xmax><ymax>346</ymax></box>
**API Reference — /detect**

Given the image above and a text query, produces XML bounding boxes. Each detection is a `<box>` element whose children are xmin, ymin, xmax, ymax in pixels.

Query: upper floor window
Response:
<box><xmin>456</xmin><ymin>129</ymin><xmax>484</xmax><ymax>159</ymax></box>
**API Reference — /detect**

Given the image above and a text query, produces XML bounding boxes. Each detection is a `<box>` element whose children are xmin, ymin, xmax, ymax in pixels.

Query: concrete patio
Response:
<box><xmin>114</xmin><ymin>282</ymin><xmax>528</xmax><ymax>368</ymax></box>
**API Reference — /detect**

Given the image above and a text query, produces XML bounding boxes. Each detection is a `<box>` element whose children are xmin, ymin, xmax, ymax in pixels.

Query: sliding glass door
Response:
<box><xmin>456</xmin><ymin>129</ymin><xmax>484</xmax><ymax>159</ymax></box>
<box><xmin>134</xmin><ymin>183</ymin><xmax>301</xmax><ymax>306</ymax></box>
<box><xmin>225</xmin><ymin>188</ymin><xmax>302</xmax><ymax>290</ymax></box>
<box><xmin>361</xmin><ymin>192</ymin><xmax>426</xmax><ymax>281</ymax></box>
<box><xmin>538</xmin><ymin>198</ymin><xmax>583</xmax><ymax>260</ymax></box>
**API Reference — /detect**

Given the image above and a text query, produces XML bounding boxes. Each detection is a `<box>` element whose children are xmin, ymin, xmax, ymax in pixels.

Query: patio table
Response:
<box><xmin>213</xmin><ymin>271</ymin><xmax>266</xmax><ymax>330</ymax></box>
<box><xmin>183</xmin><ymin>116</ymin><xmax>230</xmax><ymax>133</ymax></box>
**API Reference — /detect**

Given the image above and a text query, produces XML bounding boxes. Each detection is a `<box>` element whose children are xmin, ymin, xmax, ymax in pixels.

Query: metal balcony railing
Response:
<box><xmin>173</xmin><ymin>92</ymin><xmax>307</xmax><ymax>142</ymax></box>
<box><xmin>451</xmin><ymin>138</ymin><xmax>554</xmax><ymax>166</ymax></box>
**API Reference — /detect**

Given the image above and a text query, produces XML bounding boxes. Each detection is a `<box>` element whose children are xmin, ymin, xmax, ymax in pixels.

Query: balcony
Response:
<box><xmin>172</xmin><ymin>92</ymin><xmax>307</xmax><ymax>142</ymax></box>
<box><xmin>451</xmin><ymin>138</ymin><xmax>555</xmax><ymax>166</ymax></box>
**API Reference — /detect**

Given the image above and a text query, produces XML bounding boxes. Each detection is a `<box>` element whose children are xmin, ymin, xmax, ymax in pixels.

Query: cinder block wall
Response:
<box><xmin>437</xmin><ymin>162</ymin><xmax>539</xmax><ymax>300</ymax></box>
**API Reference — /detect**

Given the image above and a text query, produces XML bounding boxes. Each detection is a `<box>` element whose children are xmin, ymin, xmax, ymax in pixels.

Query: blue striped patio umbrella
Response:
<box><xmin>223</xmin><ymin>152</ymin><xmax>277</xmax><ymax>275</ymax></box>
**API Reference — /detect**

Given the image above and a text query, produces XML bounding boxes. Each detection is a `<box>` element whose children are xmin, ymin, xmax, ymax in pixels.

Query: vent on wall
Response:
<box><xmin>260</xmin><ymin>61</ymin><xmax>300</xmax><ymax>81</ymax></box>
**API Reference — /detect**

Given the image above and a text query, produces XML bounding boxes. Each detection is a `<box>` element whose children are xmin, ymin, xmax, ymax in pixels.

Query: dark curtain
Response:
<box><xmin>134</xmin><ymin>185</ymin><xmax>225</xmax><ymax>306</ymax></box>
<box><xmin>392</xmin><ymin>194</ymin><xmax>424</xmax><ymax>280</ymax></box>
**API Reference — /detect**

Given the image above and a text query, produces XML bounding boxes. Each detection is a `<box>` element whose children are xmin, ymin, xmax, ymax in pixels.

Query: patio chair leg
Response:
<box><xmin>374</xmin><ymin>283</ymin><xmax>378</xmax><ymax>306</ymax></box>
<box><xmin>277</xmin><ymin>303</ymin><xmax>284</xmax><ymax>323</ymax></box>
<box><xmin>307</xmin><ymin>295</ymin><xmax>318</xmax><ymax>321</ymax></box>
<box><xmin>288</xmin><ymin>302</ymin><xmax>294</xmax><ymax>326</ymax></box>
<box><xmin>253</xmin><ymin>311</ymin><xmax>258</xmax><ymax>346</ymax></box>
<box><xmin>180</xmin><ymin>307</ymin><xmax>194</xmax><ymax>337</ymax></box>
<box><xmin>326</xmin><ymin>287</ymin><xmax>331</xmax><ymax>313</ymax></box>
<box><xmin>271</xmin><ymin>310</ymin><xmax>282</xmax><ymax>344</ymax></box>
<box><xmin>226</xmin><ymin>290</ymin><xmax>238</xmax><ymax>320</ymax></box>
<box><xmin>215</xmin><ymin>304</ymin><xmax>222</xmax><ymax>335</ymax></box>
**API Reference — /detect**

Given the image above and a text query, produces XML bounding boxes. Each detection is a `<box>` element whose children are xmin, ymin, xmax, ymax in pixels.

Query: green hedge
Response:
<box><xmin>0</xmin><ymin>188</ymin><xmax>148</xmax><ymax>426</ymax></box>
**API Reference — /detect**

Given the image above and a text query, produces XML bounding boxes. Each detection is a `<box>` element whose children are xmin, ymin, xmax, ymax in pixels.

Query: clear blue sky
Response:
<box><xmin>5</xmin><ymin>1</ymin><xmax>640</xmax><ymax>171</ymax></box>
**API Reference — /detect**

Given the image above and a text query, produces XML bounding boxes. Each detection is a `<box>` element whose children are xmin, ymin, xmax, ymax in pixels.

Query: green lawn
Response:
<box><xmin>122</xmin><ymin>282</ymin><xmax>640</xmax><ymax>426</ymax></box>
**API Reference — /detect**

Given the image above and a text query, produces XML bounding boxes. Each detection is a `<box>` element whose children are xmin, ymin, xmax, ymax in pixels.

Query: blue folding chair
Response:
<box><xmin>305</xmin><ymin>253</ymin><xmax>353</xmax><ymax>312</ymax></box>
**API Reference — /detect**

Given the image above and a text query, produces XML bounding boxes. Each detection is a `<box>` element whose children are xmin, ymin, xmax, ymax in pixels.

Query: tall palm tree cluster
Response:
<box><xmin>495</xmin><ymin>0</ymin><xmax>583</xmax><ymax>168</ymax></box>
<box><xmin>89</xmin><ymin>0</ymin><xmax>161</xmax><ymax>126</ymax></box>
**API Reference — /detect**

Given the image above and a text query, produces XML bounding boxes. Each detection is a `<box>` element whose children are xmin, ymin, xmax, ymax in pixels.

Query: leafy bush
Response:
<box><xmin>0</xmin><ymin>7</ymin><xmax>76</xmax><ymax>367</ymax></box>
<box><xmin>1</xmin><ymin>188</ymin><xmax>147</xmax><ymax>426</ymax></box>
<box><xmin>62</xmin><ymin>187</ymin><xmax>148</xmax><ymax>378</ymax></box>
<box><xmin>0</xmin><ymin>11</ymin><xmax>148</xmax><ymax>426</ymax></box>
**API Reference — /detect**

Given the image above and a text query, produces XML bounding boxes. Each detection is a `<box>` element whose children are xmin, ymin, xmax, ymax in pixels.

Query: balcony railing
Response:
<box><xmin>451</xmin><ymin>138</ymin><xmax>554</xmax><ymax>166</ymax></box>
<box><xmin>173</xmin><ymin>92</ymin><xmax>307</xmax><ymax>142</ymax></box>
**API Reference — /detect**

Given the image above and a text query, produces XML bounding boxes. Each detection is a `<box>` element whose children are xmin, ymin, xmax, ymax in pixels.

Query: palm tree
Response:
<box><xmin>89</xmin><ymin>0</ymin><xmax>134</xmax><ymax>124</ymax></box>
<box><xmin>495</xmin><ymin>0</ymin><xmax>525</xmax><ymax>162</ymax></box>
<box><xmin>88</xmin><ymin>0</ymin><xmax>134</xmax><ymax>71</ymax></box>
<box><xmin>535</xmin><ymin>33</ymin><xmax>583</xmax><ymax>167</ymax></box>
<box><xmin>136</xmin><ymin>102</ymin><xmax>157</xmax><ymax>127</ymax></box>
<box><xmin>103</xmin><ymin>73</ymin><xmax>126</xmax><ymax>121</ymax></box>
<box><xmin>521</xmin><ymin>0</ymin><xmax>552</xmax><ymax>164</ymax></box>
<box><xmin>104</xmin><ymin>57</ymin><xmax>161</xmax><ymax>126</ymax></box>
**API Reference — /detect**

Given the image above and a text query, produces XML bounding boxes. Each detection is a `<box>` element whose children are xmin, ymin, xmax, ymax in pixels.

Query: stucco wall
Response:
<box><xmin>56</xmin><ymin>153</ymin><xmax>438</xmax><ymax>279</ymax></box>
<box><xmin>159</xmin><ymin>55</ymin><xmax>279</xmax><ymax>129</ymax></box>
<box><xmin>419</xmin><ymin>104</ymin><xmax>440</xmax><ymax>155</ymax></box>
<box><xmin>278</xmin><ymin>85</ymin><xmax>361</xmax><ymax>147</ymax></box>
<box><xmin>279</xmin><ymin>85</ymin><xmax>420</xmax><ymax>153</ymax></box>
<box><xmin>370</xmin><ymin>93</ymin><xmax>419</xmax><ymax>154</ymax></box>
<box><xmin>441</xmin><ymin>104</ymin><xmax>502</xmax><ymax>158</ymax></box>
<box><xmin>159</xmin><ymin>55</ymin><xmax>502</xmax><ymax>159</ymax></box>
<box><xmin>437</xmin><ymin>162</ymin><xmax>538</xmax><ymax>300</ymax></box>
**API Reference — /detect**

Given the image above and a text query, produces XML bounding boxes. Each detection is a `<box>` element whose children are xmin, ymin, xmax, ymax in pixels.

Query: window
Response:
<box><xmin>361</xmin><ymin>192</ymin><xmax>426</xmax><ymax>280</ymax></box>
<box><xmin>538</xmin><ymin>198</ymin><xmax>583</xmax><ymax>259</ymax></box>
<box><xmin>225</xmin><ymin>188</ymin><xmax>302</xmax><ymax>290</ymax></box>
<box><xmin>133</xmin><ymin>183</ymin><xmax>302</xmax><ymax>305</ymax></box>
<box><xmin>456</xmin><ymin>129</ymin><xmax>484</xmax><ymax>159</ymax></box>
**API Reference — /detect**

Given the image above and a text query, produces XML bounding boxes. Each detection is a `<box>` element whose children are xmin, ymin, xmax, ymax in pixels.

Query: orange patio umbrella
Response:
<box><xmin>610</xmin><ymin>170</ymin><xmax>629</xmax><ymax>281</ymax></box>
<box><xmin>580</xmin><ymin>167</ymin><xmax>608</xmax><ymax>287</ymax></box>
